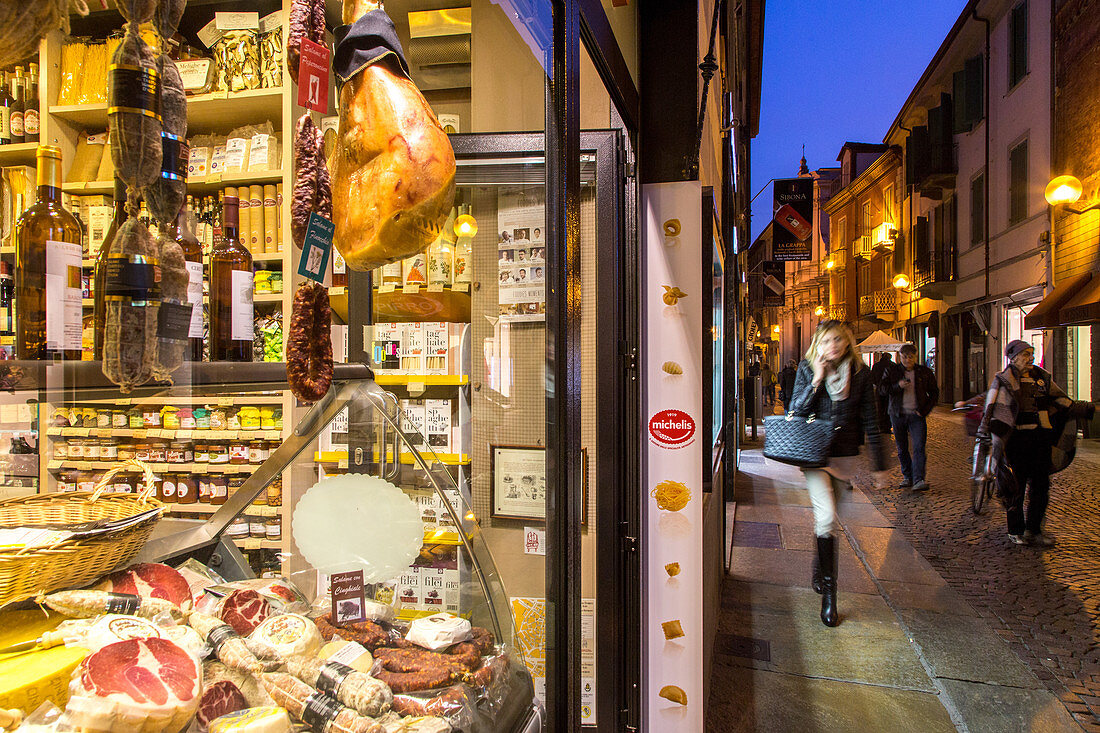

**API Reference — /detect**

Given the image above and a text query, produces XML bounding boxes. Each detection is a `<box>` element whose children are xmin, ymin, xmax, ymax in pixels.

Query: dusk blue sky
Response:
<box><xmin>750</xmin><ymin>0</ymin><xmax>967</xmax><ymax>242</ymax></box>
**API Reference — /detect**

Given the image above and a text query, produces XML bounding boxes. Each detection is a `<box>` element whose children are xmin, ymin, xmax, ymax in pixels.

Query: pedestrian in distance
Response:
<box><xmin>761</xmin><ymin>361</ymin><xmax>775</xmax><ymax>407</ymax></box>
<box><xmin>978</xmin><ymin>340</ymin><xmax>1095</xmax><ymax>547</ymax></box>
<box><xmin>779</xmin><ymin>359</ymin><xmax>797</xmax><ymax>411</ymax></box>
<box><xmin>869</xmin><ymin>352</ymin><xmax>894</xmax><ymax>436</ymax></box>
<box><xmin>788</xmin><ymin>320</ymin><xmax>889</xmax><ymax>627</ymax></box>
<box><xmin>881</xmin><ymin>343</ymin><xmax>938</xmax><ymax>491</ymax></box>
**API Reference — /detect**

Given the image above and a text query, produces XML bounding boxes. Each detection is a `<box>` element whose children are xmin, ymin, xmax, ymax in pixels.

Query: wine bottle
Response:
<box><xmin>0</xmin><ymin>72</ymin><xmax>12</xmax><ymax>146</ymax></box>
<box><xmin>9</xmin><ymin>68</ymin><xmax>24</xmax><ymax>145</ymax></box>
<box><xmin>209</xmin><ymin>188</ymin><xmax>253</xmax><ymax>361</ymax></box>
<box><xmin>15</xmin><ymin>145</ymin><xmax>83</xmax><ymax>360</ymax></box>
<box><xmin>24</xmin><ymin>63</ymin><xmax>38</xmax><ymax>144</ymax></box>
<box><xmin>0</xmin><ymin>262</ymin><xmax>13</xmax><ymax>336</ymax></box>
<box><xmin>164</xmin><ymin>199</ymin><xmax>204</xmax><ymax>361</ymax></box>
<box><xmin>92</xmin><ymin>178</ymin><xmax>129</xmax><ymax>360</ymax></box>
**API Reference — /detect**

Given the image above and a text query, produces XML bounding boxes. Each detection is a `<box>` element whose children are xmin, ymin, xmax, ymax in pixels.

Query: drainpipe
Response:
<box><xmin>972</xmin><ymin>6</ymin><xmax>992</xmax><ymax>299</ymax></box>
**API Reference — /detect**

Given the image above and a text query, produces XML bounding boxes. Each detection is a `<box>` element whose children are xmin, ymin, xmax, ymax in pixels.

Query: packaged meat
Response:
<box><xmin>189</xmin><ymin>611</ymin><xmax>281</xmax><ymax>675</ymax></box>
<box><xmin>65</xmin><ymin>637</ymin><xmax>201</xmax><ymax>733</ymax></box>
<box><xmin>197</xmin><ymin>681</ymin><xmax>250</xmax><ymax>728</ymax></box>
<box><xmin>175</xmin><ymin>558</ymin><xmax>227</xmax><ymax>600</ymax></box>
<box><xmin>203</xmin><ymin>660</ymin><xmax>276</xmax><ymax>712</ymax></box>
<box><xmin>163</xmin><ymin>625</ymin><xmax>207</xmax><ymax>659</ymax></box>
<box><xmin>70</xmin><ymin>615</ymin><xmax>163</xmax><ymax>653</ymax></box>
<box><xmin>259</xmin><ymin>673</ymin><xmax>385</xmax><ymax>733</ymax></box>
<box><xmin>40</xmin><ymin>590</ymin><xmax>184</xmax><ymax>623</ymax></box>
<box><xmin>208</xmin><ymin>706</ymin><xmax>292</xmax><ymax>733</ymax></box>
<box><xmin>197</xmin><ymin>578</ymin><xmax>311</xmax><ymax>618</ymax></box>
<box><xmin>329</xmin><ymin>6</ymin><xmax>455</xmax><ymax>272</ymax></box>
<box><xmin>249</xmin><ymin>614</ymin><xmax>323</xmax><ymax>658</ymax></box>
<box><xmin>214</xmin><ymin>589</ymin><xmax>272</xmax><ymax>635</ymax></box>
<box><xmin>96</xmin><ymin>562</ymin><xmax>194</xmax><ymax>608</ymax></box>
<box><xmin>287</xmin><ymin>656</ymin><xmax>392</xmax><ymax>718</ymax></box>
<box><xmin>403</xmin><ymin>614</ymin><xmax>471</xmax><ymax>652</ymax></box>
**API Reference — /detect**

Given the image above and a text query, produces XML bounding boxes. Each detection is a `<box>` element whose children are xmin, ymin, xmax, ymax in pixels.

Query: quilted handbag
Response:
<box><xmin>763</xmin><ymin>413</ymin><xmax>835</xmax><ymax>468</ymax></box>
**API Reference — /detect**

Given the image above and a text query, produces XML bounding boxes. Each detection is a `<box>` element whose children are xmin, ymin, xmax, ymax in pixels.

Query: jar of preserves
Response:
<box><xmin>209</xmin><ymin>475</ymin><xmax>228</xmax><ymax>505</ymax></box>
<box><xmin>149</xmin><ymin>440</ymin><xmax>168</xmax><ymax>463</ymax></box>
<box><xmin>159</xmin><ymin>474</ymin><xmax>177</xmax><ymax>502</ymax></box>
<box><xmin>100</xmin><ymin>438</ymin><xmax>120</xmax><ymax>460</ymax></box>
<box><xmin>239</xmin><ymin>406</ymin><xmax>261</xmax><ymax>430</ymax></box>
<box><xmin>271</xmin><ymin>272</ymin><xmax>283</xmax><ymax>294</ymax></box>
<box><xmin>227</xmin><ymin>408</ymin><xmax>241</xmax><ymax>431</ymax></box>
<box><xmin>52</xmin><ymin>408</ymin><xmax>71</xmax><ymax>428</ymax></box>
<box><xmin>260</xmin><ymin>406</ymin><xmax>276</xmax><ymax>429</ymax></box>
<box><xmin>82</xmin><ymin>408</ymin><xmax>97</xmax><ymax>428</ymax></box>
<box><xmin>266</xmin><ymin>477</ymin><xmax>282</xmax><ymax>506</ymax></box>
<box><xmin>228</xmin><ymin>476</ymin><xmax>246</xmax><ymax>500</ymax></box>
<box><xmin>77</xmin><ymin>471</ymin><xmax>97</xmax><ymax>493</ymax></box>
<box><xmin>227</xmin><ymin>518</ymin><xmax>249</xmax><ymax>538</ymax></box>
<box><xmin>265</xmin><ymin>516</ymin><xmax>282</xmax><ymax>540</ymax></box>
<box><xmin>143</xmin><ymin>409</ymin><xmax>161</xmax><ymax>428</ymax></box>
<box><xmin>161</xmin><ymin>406</ymin><xmax>180</xmax><ymax>430</ymax></box>
<box><xmin>84</xmin><ymin>438</ymin><xmax>101</xmax><ymax>461</ymax></box>
<box><xmin>112</xmin><ymin>410</ymin><xmax>129</xmax><ymax>429</ymax></box>
<box><xmin>194</xmin><ymin>442</ymin><xmax>209</xmax><ymax>463</ymax></box>
<box><xmin>249</xmin><ymin>440</ymin><xmax>266</xmax><ymax>464</ymax></box>
<box><xmin>57</xmin><ymin>471</ymin><xmax>77</xmax><ymax>492</ymax></box>
<box><xmin>229</xmin><ymin>441</ymin><xmax>249</xmax><ymax>465</ymax></box>
<box><xmin>194</xmin><ymin>408</ymin><xmax>211</xmax><ymax>430</ymax></box>
<box><xmin>273</xmin><ymin>408</ymin><xmax>283</xmax><ymax>429</ymax></box>
<box><xmin>111</xmin><ymin>473</ymin><xmax>134</xmax><ymax>494</ymax></box>
<box><xmin>53</xmin><ymin>441</ymin><xmax>70</xmax><ymax>460</ymax></box>
<box><xmin>209</xmin><ymin>407</ymin><xmax>228</xmax><ymax>430</ymax></box>
<box><xmin>209</xmin><ymin>442</ymin><xmax>229</xmax><ymax>464</ymax></box>
<box><xmin>176</xmin><ymin>474</ymin><xmax>197</xmax><ymax>503</ymax></box>
<box><xmin>178</xmin><ymin>408</ymin><xmax>196</xmax><ymax>429</ymax></box>
<box><xmin>67</xmin><ymin>439</ymin><xmax>85</xmax><ymax>460</ymax></box>
<box><xmin>251</xmin><ymin>485</ymin><xmax>268</xmax><ymax>506</ymax></box>
<box><xmin>128</xmin><ymin>408</ymin><xmax>144</xmax><ymax>429</ymax></box>
<box><xmin>97</xmin><ymin>410</ymin><xmax>112</xmax><ymax>428</ymax></box>
<box><xmin>249</xmin><ymin>517</ymin><xmax>266</xmax><ymax>538</ymax></box>
<box><xmin>168</xmin><ymin>440</ymin><xmax>193</xmax><ymax>463</ymax></box>
<box><xmin>134</xmin><ymin>443</ymin><xmax>151</xmax><ymax>462</ymax></box>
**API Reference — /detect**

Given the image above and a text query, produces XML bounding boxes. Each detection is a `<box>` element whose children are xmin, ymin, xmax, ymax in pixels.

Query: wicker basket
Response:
<box><xmin>0</xmin><ymin>459</ymin><xmax>164</xmax><ymax>608</ymax></box>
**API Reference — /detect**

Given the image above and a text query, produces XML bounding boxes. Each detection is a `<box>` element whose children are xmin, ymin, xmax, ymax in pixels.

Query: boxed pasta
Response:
<box><xmin>400</xmin><ymin>399</ymin><xmax>426</xmax><ymax>449</ymax></box>
<box><xmin>208</xmin><ymin>143</ymin><xmax>228</xmax><ymax>177</ymax></box>
<box><xmin>424</xmin><ymin>399</ymin><xmax>452</xmax><ymax>454</ymax></box>
<box><xmin>248</xmin><ymin>133</ymin><xmax>278</xmax><ymax>172</ymax></box>
<box><xmin>401</xmin><ymin>322</ymin><xmax>426</xmax><ymax>373</ymax></box>
<box><xmin>370</xmin><ymin>323</ymin><xmax>401</xmax><ymax>372</ymax></box>
<box><xmin>424</xmin><ymin>322</ymin><xmax>448</xmax><ymax>374</ymax></box>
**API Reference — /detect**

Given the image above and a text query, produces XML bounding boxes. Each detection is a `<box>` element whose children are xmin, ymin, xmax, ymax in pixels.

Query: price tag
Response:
<box><xmin>298</xmin><ymin>213</ymin><xmax>334</xmax><ymax>284</ymax></box>
<box><xmin>211</xmin><ymin>90</ymin><xmax>229</xmax><ymax>100</ymax></box>
<box><xmin>427</xmin><ymin>283</ymin><xmax>445</xmax><ymax>292</ymax></box>
<box><xmin>378</xmin><ymin>283</ymin><xmax>396</xmax><ymax>293</ymax></box>
<box><xmin>242</xmin><ymin>538</ymin><xmax>261</xmax><ymax>550</ymax></box>
<box><xmin>178</xmin><ymin>430</ymin><xmax>192</xmax><ymax>439</ymax></box>
<box><xmin>46</xmin><ymin>427</ymin><xmax>61</xmax><ymax>436</ymax></box>
<box><xmin>133</xmin><ymin>430</ymin><xmax>147</xmax><ymax>439</ymax></box>
<box><xmin>296</xmin><ymin>39</ymin><xmax>331</xmax><ymax>114</ymax></box>
<box><xmin>218</xmin><ymin>397</ymin><xmax>234</xmax><ymax>407</ymax></box>
<box><xmin>47</xmin><ymin>460</ymin><xmax>62</xmax><ymax>470</ymax></box>
<box><xmin>453</xmin><ymin>282</ymin><xmax>470</xmax><ymax>292</ymax></box>
<box><xmin>73</xmin><ymin>427</ymin><xmax>90</xmax><ymax>437</ymax></box>
<box><xmin>76</xmin><ymin>461</ymin><xmax>92</xmax><ymax>470</ymax></box>
<box><xmin>338</xmin><ymin>459</ymin><xmax>348</xmax><ymax>469</ymax></box>
<box><xmin>207</xmin><ymin>173</ymin><xmax>223</xmax><ymax>184</ymax></box>
<box><xmin>402</xmin><ymin>284</ymin><xmax>420</xmax><ymax>294</ymax></box>
<box><xmin>119</xmin><ymin>398</ymin><xmax>131</xmax><ymax>405</ymax></box>
<box><xmin>147</xmin><ymin>429</ymin><xmax>162</xmax><ymax>438</ymax></box>
<box><xmin>408</xmin><ymin>382</ymin><xmax>425</xmax><ymax>394</ymax></box>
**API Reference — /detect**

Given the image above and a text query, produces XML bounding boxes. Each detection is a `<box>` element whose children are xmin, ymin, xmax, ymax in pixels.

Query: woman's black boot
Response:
<box><xmin>817</xmin><ymin>535</ymin><xmax>839</xmax><ymax>627</ymax></box>
<box><xmin>811</xmin><ymin>552</ymin><xmax>823</xmax><ymax>594</ymax></box>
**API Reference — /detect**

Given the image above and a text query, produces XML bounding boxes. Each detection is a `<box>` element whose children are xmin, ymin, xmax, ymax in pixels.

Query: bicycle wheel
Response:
<box><xmin>971</xmin><ymin>475</ymin><xmax>994</xmax><ymax>515</ymax></box>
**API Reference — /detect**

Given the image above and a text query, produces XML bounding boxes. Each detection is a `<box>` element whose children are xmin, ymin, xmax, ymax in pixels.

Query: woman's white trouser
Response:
<box><xmin>802</xmin><ymin>455</ymin><xmax>861</xmax><ymax>538</ymax></box>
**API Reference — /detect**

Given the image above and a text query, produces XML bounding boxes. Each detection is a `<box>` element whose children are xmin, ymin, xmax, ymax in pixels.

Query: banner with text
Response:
<box><xmin>762</xmin><ymin>261</ymin><xmax>785</xmax><ymax>307</ymax></box>
<box><xmin>772</xmin><ymin>178</ymin><xmax>814</xmax><ymax>261</ymax></box>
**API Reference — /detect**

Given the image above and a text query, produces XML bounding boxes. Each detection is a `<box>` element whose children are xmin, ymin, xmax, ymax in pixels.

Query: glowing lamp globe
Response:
<box><xmin>892</xmin><ymin>274</ymin><xmax>910</xmax><ymax>290</ymax></box>
<box><xmin>1045</xmin><ymin>175</ymin><xmax>1083</xmax><ymax>206</ymax></box>
<box><xmin>825</xmin><ymin>259</ymin><xmax>835</xmax><ymax>270</ymax></box>
<box><xmin>814</xmin><ymin>305</ymin><xmax>825</xmax><ymax>317</ymax></box>
<box><xmin>454</xmin><ymin>213</ymin><xmax>478</xmax><ymax>238</ymax></box>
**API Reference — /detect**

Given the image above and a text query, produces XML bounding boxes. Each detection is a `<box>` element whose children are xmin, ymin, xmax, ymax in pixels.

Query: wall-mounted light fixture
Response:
<box><xmin>1045</xmin><ymin>175</ymin><xmax>1098</xmax><ymax>214</ymax></box>
<box><xmin>892</xmin><ymin>273</ymin><xmax>911</xmax><ymax>291</ymax></box>
<box><xmin>814</xmin><ymin>305</ymin><xmax>825</xmax><ymax>317</ymax></box>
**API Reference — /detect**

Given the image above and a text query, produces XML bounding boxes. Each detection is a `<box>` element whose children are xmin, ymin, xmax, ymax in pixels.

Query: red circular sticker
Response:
<box><xmin>649</xmin><ymin>409</ymin><xmax>696</xmax><ymax>448</ymax></box>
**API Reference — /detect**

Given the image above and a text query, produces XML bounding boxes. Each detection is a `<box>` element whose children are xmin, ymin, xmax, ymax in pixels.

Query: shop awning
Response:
<box><xmin>857</xmin><ymin>330</ymin><xmax>906</xmax><ymax>352</ymax></box>
<box><xmin>1059</xmin><ymin>273</ymin><xmax>1100</xmax><ymax>326</ymax></box>
<box><xmin>1023</xmin><ymin>272</ymin><xmax>1092</xmax><ymax>329</ymax></box>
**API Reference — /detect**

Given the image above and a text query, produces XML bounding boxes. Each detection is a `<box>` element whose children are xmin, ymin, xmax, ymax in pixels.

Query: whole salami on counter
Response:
<box><xmin>260</xmin><ymin>673</ymin><xmax>385</xmax><ymax>733</ymax></box>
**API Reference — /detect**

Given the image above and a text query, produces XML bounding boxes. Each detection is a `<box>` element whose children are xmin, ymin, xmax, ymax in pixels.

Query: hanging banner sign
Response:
<box><xmin>772</xmin><ymin>178</ymin><xmax>814</xmax><ymax>261</ymax></box>
<box><xmin>762</xmin><ymin>261</ymin><xmax>785</xmax><ymax>307</ymax></box>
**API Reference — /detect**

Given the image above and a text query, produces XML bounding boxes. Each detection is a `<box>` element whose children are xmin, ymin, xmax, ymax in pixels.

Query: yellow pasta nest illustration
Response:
<box><xmin>663</xmin><ymin>218</ymin><xmax>681</xmax><ymax>237</ymax></box>
<box><xmin>662</xmin><ymin>285</ymin><xmax>687</xmax><ymax>306</ymax></box>
<box><xmin>662</xmin><ymin>360</ymin><xmax>683</xmax><ymax>375</ymax></box>
<box><xmin>652</xmin><ymin>480</ymin><xmax>692</xmax><ymax>511</ymax></box>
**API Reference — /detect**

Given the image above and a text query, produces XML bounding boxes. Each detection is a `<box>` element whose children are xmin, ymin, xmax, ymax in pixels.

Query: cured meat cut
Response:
<box><xmin>329</xmin><ymin>2</ymin><xmax>455</xmax><ymax>272</ymax></box>
<box><xmin>196</xmin><ymin>680</ymin><xmax>250</xmax><ymax>728</ymax></box>
<box><xmin>66</xmin><ymin>637</ymin><xmax>201</xmax><ymax>733</ymax></box>
<box><xmin>97</xmin><ymin>563</ymin><xmax>194</xmax><ymax>608</ymax></box>
<box><xmin>217</xmin><ymin>589</ymin><xmax>272</xmax><ymax>635</ymax></box>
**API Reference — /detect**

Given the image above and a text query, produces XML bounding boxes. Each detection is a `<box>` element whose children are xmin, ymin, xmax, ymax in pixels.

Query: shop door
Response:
<box><xmin>438</xmin><ymin>130</ymin><xmax>636</xmax><ymax>729</ymax></box>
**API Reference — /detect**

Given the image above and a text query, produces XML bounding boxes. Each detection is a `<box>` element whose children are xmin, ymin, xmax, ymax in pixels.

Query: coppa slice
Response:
<box><xmin>66</xmin><ymin>637</ymin><xmax>201</xmax><ymax>733</ymax></box>
<box><xmin>97</xmin><ymin>563</ymin><xmax>194</xmax><ymax>608</ymax></box>
<box><xmin>217</xmin><ymin>589</ymin><xmax>272</xmax><ymax>635</ymax></box>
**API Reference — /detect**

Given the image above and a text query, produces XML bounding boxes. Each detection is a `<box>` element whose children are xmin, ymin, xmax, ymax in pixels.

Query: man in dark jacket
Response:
<box><xmin>869</xmin><ymin>353</ymin><xmax>894</xmax><ymax>435</ymax></box>
<box><xmin>882</xmin><ymin>343</ymin><xmax>939</xmax><ymax>490</ymax></box>
<box><xmin>779</xmin><ymin>359</ymin><xmax>797</xmax><ymax>411</ymax></box>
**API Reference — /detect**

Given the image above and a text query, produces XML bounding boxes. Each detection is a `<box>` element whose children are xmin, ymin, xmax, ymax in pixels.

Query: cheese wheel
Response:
<box><xmin>248</xmin><ymin>614</ymin><xmax>322</xmax><ymax>658</ymax></box>
<box><xmin>317</xmin><ymin>640</ymin><xmax>373</xmax><ymax>673</ymax></box>
<box><xmin>208</xmin><ymin>706</ymin><xmax>291</xmax><ymax>733</ymax></box>
<box><xmin>0</xmin><ymin>611</ymin><xmax>87</xmax><ymax>713</ymax></box>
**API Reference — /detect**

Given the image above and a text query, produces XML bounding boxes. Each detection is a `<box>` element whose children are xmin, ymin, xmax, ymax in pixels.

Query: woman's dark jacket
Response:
<box><xmin>787</xmin><ymin>359</ymin><xmax>889</xmax><ymax>471</ymax></box>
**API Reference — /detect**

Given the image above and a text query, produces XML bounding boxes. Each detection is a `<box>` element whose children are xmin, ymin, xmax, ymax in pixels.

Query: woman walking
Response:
<box><xmin>787</xmin><ymin>320</ymin><xmax>889</xmax><ymax>626</ymax></box>
<box><xmin>979</xmin><ymin>340</ymin><xmax>1095</xmax><ymax>547</ymax></box>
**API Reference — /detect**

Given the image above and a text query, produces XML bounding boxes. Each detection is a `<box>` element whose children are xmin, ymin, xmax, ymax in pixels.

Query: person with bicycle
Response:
<box><xmin>978</xmin><ymin>340</ymin><xmax>1095</xmax><ymax>547</ymax></box>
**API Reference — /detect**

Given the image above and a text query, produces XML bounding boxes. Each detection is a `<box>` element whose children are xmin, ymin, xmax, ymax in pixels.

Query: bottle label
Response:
<box><xmin>158</xmin><ymin>301</ymin><xmax>193</xmax><ymax>340</ymax></box>
<box><xmin>230</xmin><ymin>269</ymin><xmax>254</xmax><ymax>341</ymax></box>
<box><xmin>108</xmin><ymin>64</ymin><xmax>161</xmax><ymax>121</ymax></box>
<box><xmin>24</xmin><ymin>108</ymin><xmax>38</xmax><ymax>136</ymax></box>
<box><xmin>161</xmin><ymin>134</ymin><xmax>190</xmax><ymax>181</ymax></box>
<box><xmin>104</xmin><ymin>254</ymin><xmax>161</xmax><ymax>304</ymax></box>
<box><xmin>186</xmin><ymin>261</ymin><xmax>203</xmax><ymax>338</ymax></box>
<box><xmin>0</xmin><ymin>108</ymin><xmax>9</xmax><ymax>140</ymax></box>
<box><xmin>45</xmin><ymin>239</ymin><xmax>83</xmax><ymax>351</ymax></box>
<box><xmin>10</xmin><ymin>111</ymin><xmax>23</xmax><ymax>138</ymax></box>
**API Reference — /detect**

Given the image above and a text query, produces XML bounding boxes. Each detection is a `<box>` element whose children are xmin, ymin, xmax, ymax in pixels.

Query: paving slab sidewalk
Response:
<box><xmin>707</xmin><ymin>445</ymin><xmax>1082</xmax><ymax>732</ymax></box>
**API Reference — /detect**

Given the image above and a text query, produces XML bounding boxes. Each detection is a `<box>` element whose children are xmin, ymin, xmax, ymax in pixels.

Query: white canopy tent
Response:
<box><xmin>857</xmin><ymin>330</ymin><xmax>907</xmax><ymax>353</ymax></box>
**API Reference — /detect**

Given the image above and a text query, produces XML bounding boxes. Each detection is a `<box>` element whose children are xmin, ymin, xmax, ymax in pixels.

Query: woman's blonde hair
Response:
<box><xmin>805</xmin><ymin>320</ymin><xmax>863</xmax><ymax>369</ymax></box>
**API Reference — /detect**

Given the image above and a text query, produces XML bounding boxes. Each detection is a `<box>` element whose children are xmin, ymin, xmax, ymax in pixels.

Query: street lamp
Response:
<box><xmin>814</xmin><ymin>305</ymin><xmax>825</xmax><ymax>317</ymax></box>
<box><xmin>772</xmin><ymin>325</ymin><xmax>780</xmax><ymax>334</ymax></box>
<box><xmin>892</xmin><ymin>273</ymin><xmax>911</xmax><ymax>290</ymax></box>
<box><xmin>1045</xmin><ymin>175</ymin><xmax>1098</xmax><ymax>213</ymax></box>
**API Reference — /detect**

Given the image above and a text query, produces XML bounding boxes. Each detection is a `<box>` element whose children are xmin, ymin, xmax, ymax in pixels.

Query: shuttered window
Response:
<box><xmin>970</xmin><ymin>172</ymin><xmax>985</xmax><ymax>245</ymax></box>
<box><xmin>1009</xmin><ymin>140</ymin><xmax>1028</xmax><ymax>225</ymax></box>
<box><xmin>1009</xmin><ymin>2</ymin><xmax>1028</xmax><ymax>88</ymax></box>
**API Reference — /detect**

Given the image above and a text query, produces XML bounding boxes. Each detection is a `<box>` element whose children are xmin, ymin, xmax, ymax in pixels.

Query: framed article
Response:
<box><xmin>490</xmin><ymin>445</ymin><xmax>588</xmax><ymax>522</ymax></box>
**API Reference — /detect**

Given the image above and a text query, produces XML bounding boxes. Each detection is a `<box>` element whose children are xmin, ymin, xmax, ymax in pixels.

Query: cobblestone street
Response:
<box><xmin>853</xmin><ymin>408</ymin><xmax>1100</xmax><ymax>730</ymax></box>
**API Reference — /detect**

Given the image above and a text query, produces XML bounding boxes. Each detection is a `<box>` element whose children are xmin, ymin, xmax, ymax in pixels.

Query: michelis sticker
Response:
<box><xmin>648</xmin><ymin>409</ymin><xmax>696</xmax><ymax>448</ymax></box>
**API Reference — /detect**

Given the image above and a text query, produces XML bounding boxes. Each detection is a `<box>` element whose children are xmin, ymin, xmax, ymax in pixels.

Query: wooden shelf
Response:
<box><xmin>78</xmin><ymin>394</ymin><xmax>286</xmax><ymax>406</ymax></box>
<box><xmin>47</xmin><ymin>427</ymin><xmax>284</xmax><ymax>440</ymax></box>
<box><xmin>0</xmin><ymin>142</ymin><xmax>38</xmax><ymax>167</ymax></box>
<box><xmin>252</xmin><ymin>252</ymin><xmax>287</xmax><ymax>263</ymax></box>
<box><xmin>48</xmin><ymin>460</ymin><xmax>259</xmax><ymax>473</ymax></box>
<box><xmin>51</xmin><ymin>88</ymin><xmax>285</xmax><ymax>131</ymax></box>
<box><xmin>254</xmin><ymin>292</ymin><xmax>285</xmax><ymax>304</ymax></box>
<box><xmin>166</xmin><ymin>503</ymin><xmax>281</xmax><ymax>516</ymax></box>
<box><xmin>63</xmin><ymin>170</ymin><xmax>284</xmax><ymax>197</ymax></box>
<box><xmin>314</xmin><ymin>450</ymin><xmax>470</xmax><ymax>466</ymax></box>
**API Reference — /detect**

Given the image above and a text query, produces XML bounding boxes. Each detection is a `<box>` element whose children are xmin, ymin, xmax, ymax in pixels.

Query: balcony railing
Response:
<box><xmin>871</xmin><ymin>223</ymin><xmax>897</xmax><ymax>252</ymax></box>
<box><xmin>830</xmin><ymin>248</ymin><xmax>849</xmax><ymax>271</ymax></box>
<box><xmin>829</xmin><ymin>304</ymin><xmax>848</xmax><ymax>322</ymax></box>
<box><xmin>853</xmin><ymin>235</ymin><xmax>873</xmax><ymax>261</ymax></box>
<box><xmin>912</xmin><ymin>245</ymin><xmax>958</xmax><ymax>296</ymax></box>
<box><xmin>859</xmin><ymin>288</ymin><xmax>897</xmax><ymax>321</ymax></box>
<box><xmin>859</xmin><ymin>294</ymin><xmax>874</xmax><ymax>317</ymax></box>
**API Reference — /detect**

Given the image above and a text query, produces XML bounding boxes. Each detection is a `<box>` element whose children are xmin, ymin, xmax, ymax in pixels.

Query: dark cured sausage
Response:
<box><xmin>287</xmin><ymin>281</ymin><xmax>333</xmax><ymax>403</ymax></box>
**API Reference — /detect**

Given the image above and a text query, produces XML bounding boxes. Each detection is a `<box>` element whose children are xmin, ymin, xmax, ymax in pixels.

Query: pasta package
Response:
<box><xmin>79</xmin><ymin>42</ymin><xmax>109</xmax><ymax>104</ymax></box>
<box><xmin>214</xmin><ymin>30</ymin><xmax>261</xmax><ymax>92</ymax></box>
<box><xmin>56</xmin><ymin>41</ymin><xmax>87</xmax><ymax>106</ymax></box>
